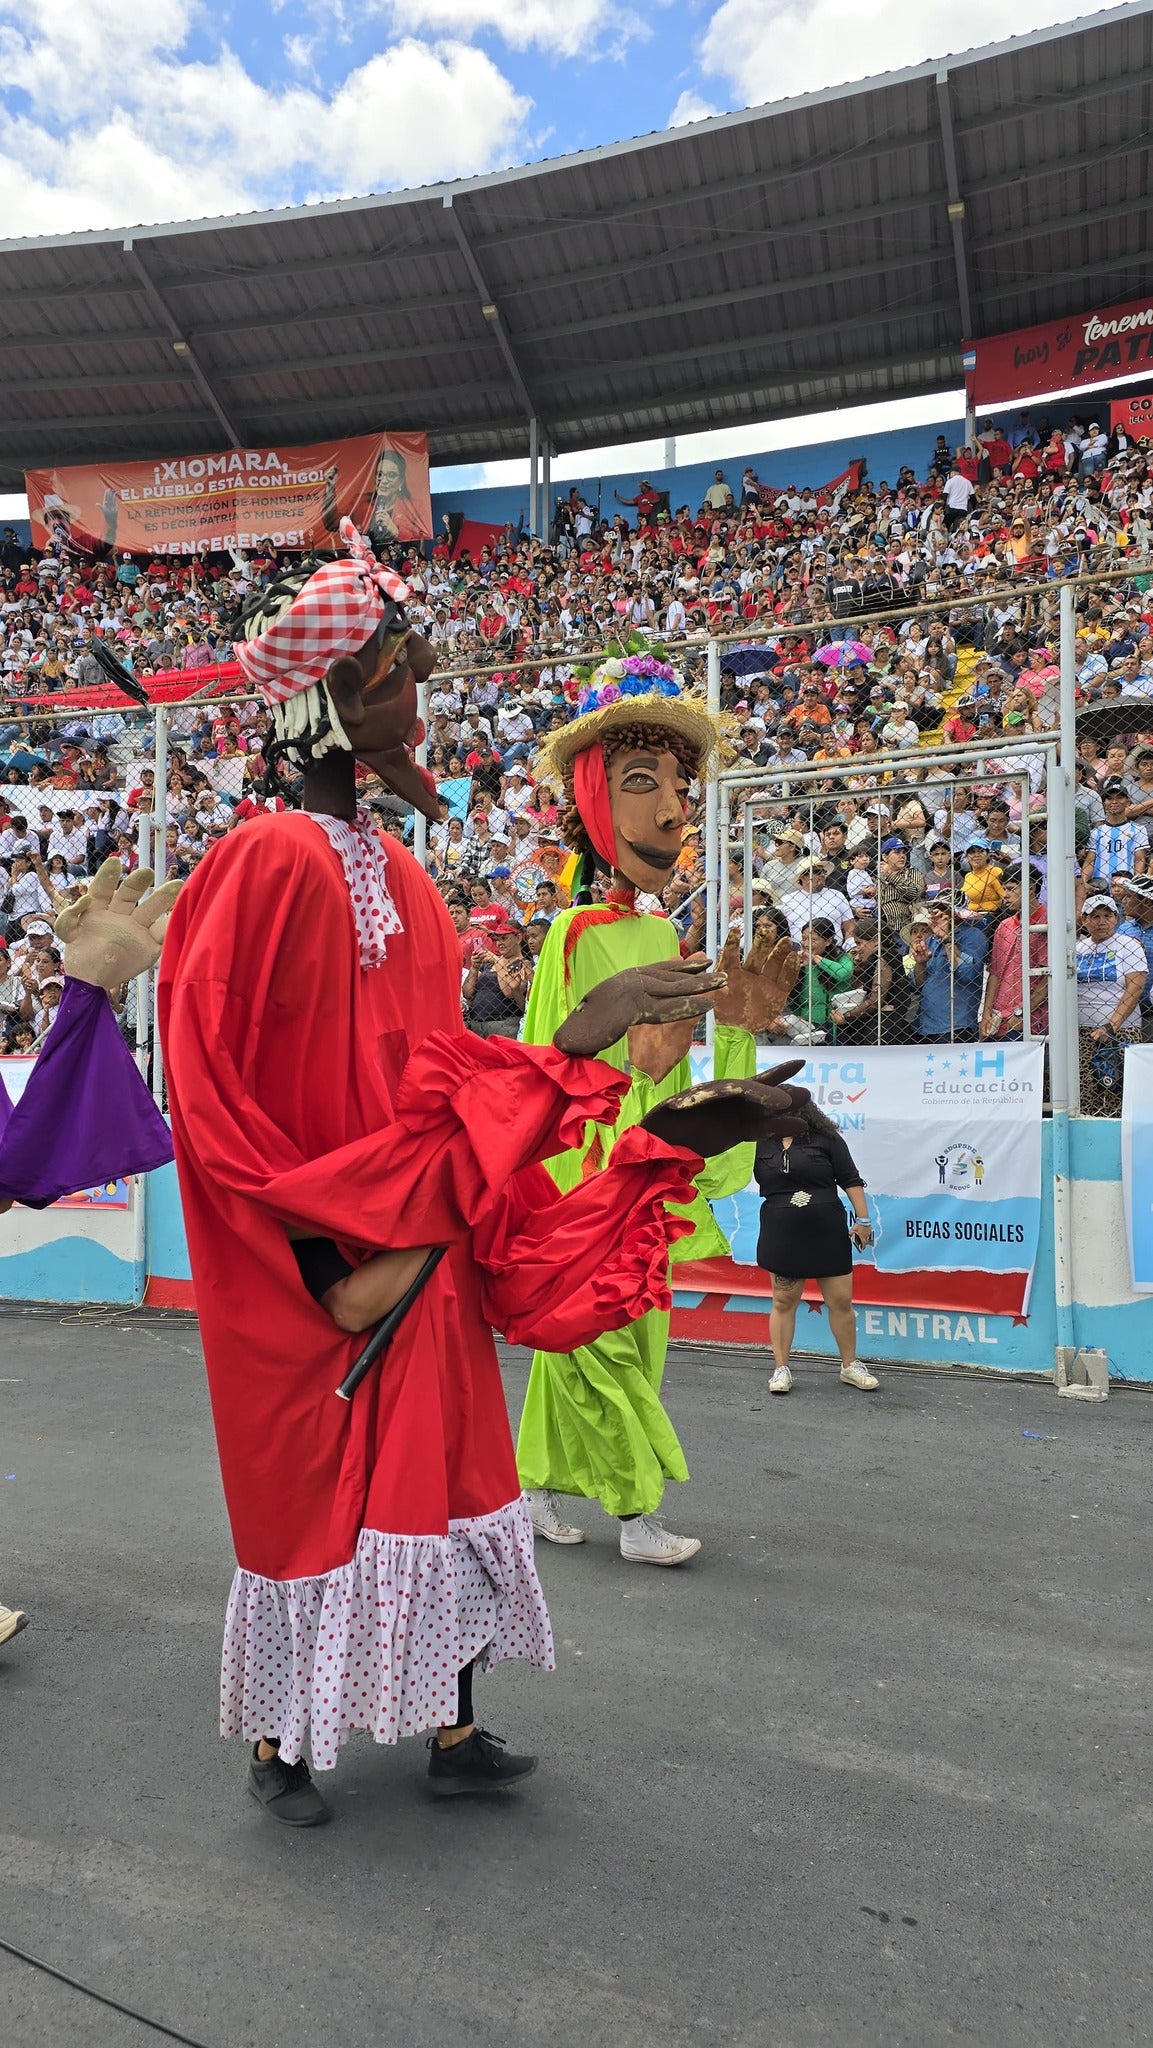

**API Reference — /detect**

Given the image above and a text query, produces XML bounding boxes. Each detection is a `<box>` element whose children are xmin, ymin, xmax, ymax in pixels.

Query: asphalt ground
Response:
<box><xmin>0</xmin><ymin>1308</ymin><xmax>1150</xmax><ymax>2048</ymax></box>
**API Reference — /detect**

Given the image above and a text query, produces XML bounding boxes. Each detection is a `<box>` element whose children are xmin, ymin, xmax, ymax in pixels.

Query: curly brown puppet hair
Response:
<box><xmin>560</xmin><ymin>721</ymin><xmax>703</xmax><ymax>870</ymax></box>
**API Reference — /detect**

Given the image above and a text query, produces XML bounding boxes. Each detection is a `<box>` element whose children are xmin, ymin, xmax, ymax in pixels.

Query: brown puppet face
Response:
<box><xmin>605</xmin><ymin>741</ymin><xmax>692</xmax><ymax>893</ymax></box>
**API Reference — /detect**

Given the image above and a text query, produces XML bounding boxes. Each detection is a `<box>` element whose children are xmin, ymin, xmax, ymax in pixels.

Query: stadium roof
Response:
<box><xmin>0</xmin><ymin>3</ymin><xmax>1151</xmax><ymax>489</ymax></box>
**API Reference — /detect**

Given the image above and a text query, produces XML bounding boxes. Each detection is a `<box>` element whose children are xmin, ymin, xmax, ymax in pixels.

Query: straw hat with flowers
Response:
<box><xmin>534</xmin><ymin>635</ymin><xmax>731</xmax><ymax>790</ymax></box>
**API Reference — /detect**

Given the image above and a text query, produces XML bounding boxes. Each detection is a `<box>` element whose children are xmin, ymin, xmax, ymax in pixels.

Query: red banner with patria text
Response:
<box><xmin>966</xmin><ymin>294</ymin><xmax>1153</xmax><ymax>406</ymax></box>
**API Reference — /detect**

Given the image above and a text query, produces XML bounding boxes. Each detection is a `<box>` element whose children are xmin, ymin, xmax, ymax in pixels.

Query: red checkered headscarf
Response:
<box><xmin>233</xmin><ymin>517</ymin><xmax>410</xmax><ymax>706</ymax></box>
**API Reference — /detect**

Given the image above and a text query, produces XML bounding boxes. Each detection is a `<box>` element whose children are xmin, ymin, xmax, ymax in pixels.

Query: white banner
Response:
<box><xmin>703</xmin><ymin>1041</ymin><xmax>1046</xmax><ymax>1313</ymax></box>
<box><xmin>1121</xmin><ymin>1045</ymin><xmax>1153</xmax><ymax>1291</ymax></box>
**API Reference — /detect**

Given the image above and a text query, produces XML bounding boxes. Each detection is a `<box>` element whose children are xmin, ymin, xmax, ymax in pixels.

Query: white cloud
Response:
<box><xmin>668</xmin><ymin>89</ymin><xmax>721</xmax><ymax>126</ymax></box>
<box><xmin>283</xmin><ymin>32</ymin><xmax>320</xmax><ymax>76</ymax></box>
<box><xmin>0</xmin><ymin>3</ymin><xmax>533</xmax><ymax>236</ymax></box>
<box><xmin>385</xmin><ymin>0</ymin><xmax>647</xmax><ymax>59</ymax></box>
<box><xmin>695</xmin><ymin>0</ymin><xmax>1091</xmax><ymax>108</ymax></box>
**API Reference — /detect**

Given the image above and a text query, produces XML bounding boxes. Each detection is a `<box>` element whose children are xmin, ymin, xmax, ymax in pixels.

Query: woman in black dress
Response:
<box><xmin>754</xmin><ymin>1101</ymin><xmax>878</xmax><ymax>1396</ymax></box>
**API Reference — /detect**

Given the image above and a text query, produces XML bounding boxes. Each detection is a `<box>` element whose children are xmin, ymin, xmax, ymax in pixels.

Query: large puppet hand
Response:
<box><xmin>53</xmin><ymin>859</ymin><xmax>182</xmax><ymax>991</ymax></box>
<box><xmin>639</xmin><ymin>1063</ymin><xmax>809</xmax><ymax>1157</ymax></box>
<box><xmin>710</xmin><ymin>928</ymin><xmax>800</xmax><ymax>1034</ymax></box>
<box><xmin>553</xmin><ymin>953</ymin><xmax>727</xmax><ymax>1061</ymax></box>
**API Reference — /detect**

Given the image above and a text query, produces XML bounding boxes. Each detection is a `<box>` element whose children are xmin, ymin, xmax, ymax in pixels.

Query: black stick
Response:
<box><xmin>335</xmin><ymin>1247</ymin><xmax>447</xmax><ymax>1402</ymax></box>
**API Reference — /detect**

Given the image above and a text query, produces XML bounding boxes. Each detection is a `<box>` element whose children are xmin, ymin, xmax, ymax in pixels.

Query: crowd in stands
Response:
<box><xmin>3</xmin><ymin>406</ymin><xmax>1153</xmax><ymax>1105</ymax></box>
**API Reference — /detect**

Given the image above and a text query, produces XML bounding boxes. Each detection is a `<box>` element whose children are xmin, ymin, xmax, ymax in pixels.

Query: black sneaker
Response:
<box><xmin>247</xmin><ymin>1744</ymin><xmax>331</xmax><ymax>1826</ymax></box>
<box><xmin>426</xmin><ymin>1728</ymin><xmax>538</xmax><ymax>1797</ymax></box>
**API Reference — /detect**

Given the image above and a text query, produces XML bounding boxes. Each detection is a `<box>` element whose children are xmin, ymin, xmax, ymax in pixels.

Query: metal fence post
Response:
<box><xmin>1057</xmin><ymin>582</ymin><xmax>1081</xmax><ymax>1116</ymax></box>
<box><xmin>743</xmin><ymin>794</ymin><xmax>755</xmax><ymax>954</ymax></box>
<box><xmin>133</xmin><ymin>808</ymin><xmax>152</xmax><ymax>1080</ymax></box>
<box><xmin>150</xmin><ymin>706</ymin><xmax>169</xmax><ymax>1110</ymax></box>
<box><xmin>704</xmin><ymin>638</ymin><xmax>721</xmax><ymax>1052</ymax></box>
<box><xmin>412</xmin><ymin>676</ymin><xmax>430</xmax><ymax>870</ymax></box>
<box><xmin>152</xmin><ymin>704</ymin><xmax>168</xmax><ymax>881</ymax></box>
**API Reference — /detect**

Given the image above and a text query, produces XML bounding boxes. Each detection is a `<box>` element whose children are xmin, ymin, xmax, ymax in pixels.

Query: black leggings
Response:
<box><xmin>453</xmin><ymin>1659</ymin><xmax>475</xmax><ymax>1729</ymax></box>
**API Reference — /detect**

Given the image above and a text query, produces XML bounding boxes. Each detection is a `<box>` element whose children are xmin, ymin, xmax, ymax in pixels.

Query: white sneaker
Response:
<box><xmin>524</xmin><ymin>1490</ymin><xmax>586</xmax><ymax>1544</ymax></box>
<box><xmin>619</xmin><ymin>1514</ymin><xmax>701</xmax><ymax>1566</ymax></box>
<box><xmin>769</xmin><ymin>1365</ymin><xmax>793</xmax><ymax>1395</ymax></box>
<box><xmin>0</xmin><ymin>1603</ymin><xmax>29</xmax><ymax>1646</ymax></box>
<box><xmin>840</xmin><ymin>1360</ymin><xmax>879</xmax><ymax>1391</ymax></box>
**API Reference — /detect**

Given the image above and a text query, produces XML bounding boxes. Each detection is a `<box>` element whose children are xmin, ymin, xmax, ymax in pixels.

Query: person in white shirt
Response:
<box><xmin>7</xmin><ymin>862</ymin><xmax>53</xmax><ymax>922</ymax></box>
<box><xmin>943</xmin><ymin>469</ymin><xmax>975</xmax><ymax>527</ymax></box>
<box><xmin>45</xmin><ymin>812</ymin><xmax>89</xmax><ymax>876</ymax></box>
<box><xmin>429</xmin><ymin>686</ymin><xmax>463</xmax><ymax>720</ymax></box>
<box><xmin>880</xmin><ymin>702</ymin><xmax>920</xmax><ymax>749</ymax></box>
<box><xmin>495</xmin><ymin>705</ymin><xmax>535</xmax><ymax>752</ymax></box>
<box><xmin>501</xmin><ymin>766</ymin><xmax>536</xmax><ymax>817</ymax></box>
<box><xmin>0</xmin><ymin>818</ymin><xmax>35</xmax><ymax>861</ymax></box>
<box><xmin>1080</xmin><ymin>424</ymin><xmax>1108</xmax><ymax>475</ymax></box>
<box><xmin>1076</xmin><ymin>894</ymin><xmax>1146</xmax><ymax>1109</ymax></box>
<box><xmin>780</xmin><ymin>858</ymin><xmax>855</xmax><ymax>944</ymax></box>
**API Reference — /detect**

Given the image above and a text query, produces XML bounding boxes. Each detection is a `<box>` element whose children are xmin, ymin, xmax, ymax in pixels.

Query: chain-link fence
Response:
<box><xmin>1062</xmin><ymin>637</ymin><xmax>1153</xmax><ymax>1112</ymax></box>
<box><xmin>720</xmin><ymin>738</ymin><xmax>1059</xmax><ymax>1070</ymax></box>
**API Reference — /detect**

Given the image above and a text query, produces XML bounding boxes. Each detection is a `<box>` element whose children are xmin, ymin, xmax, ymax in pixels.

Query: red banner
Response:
<box><xmin>9</xmin><ymin>662</ymin><xmax>242</xmax><ymax>711</ymax></box>
<box><xmin>1111</xmin><ymin>393</ymin><xmax>1153</xmax><ymax>444</ymax></box>
<box><xmin>25</xmin><ymin>433</ymin><xmax>431</xmax><ymax>558</ymax></box>
<box><xmin>966</xmin><ymin>293</ymin><xmax>1153</xmax><ymax>406</ymax></box>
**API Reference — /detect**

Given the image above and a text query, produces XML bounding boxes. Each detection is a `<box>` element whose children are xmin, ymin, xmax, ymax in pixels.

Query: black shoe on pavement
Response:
<box><xmin>247</xmin><ymin>1744</ymin><xmax>331</xmax><ymax>1826</ymax></box>
<box><xmin>426</xmin><ymin>1727</ymin><xmax>538</xmax><ymax>1797</ymax></box>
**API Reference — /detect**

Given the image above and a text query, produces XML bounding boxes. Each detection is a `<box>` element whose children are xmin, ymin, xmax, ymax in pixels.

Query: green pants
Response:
<box><xmin>515</xmin><ymin>1307</ymin><xmax>688</xmax><ymax>1519</ymax></box>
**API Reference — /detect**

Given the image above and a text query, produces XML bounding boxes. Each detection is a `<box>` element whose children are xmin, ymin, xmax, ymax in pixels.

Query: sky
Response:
<box><xmin>0</xmin><ymin>0</ymin><xmax>1117</xmax><ymax>509</ymax></box>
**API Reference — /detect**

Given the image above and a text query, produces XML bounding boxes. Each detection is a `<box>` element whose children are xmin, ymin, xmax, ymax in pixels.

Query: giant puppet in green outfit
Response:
<box><xmin>516</xmin><ymin>648</ymin><xmax>800</xmax><ymax>1557</ymax></box>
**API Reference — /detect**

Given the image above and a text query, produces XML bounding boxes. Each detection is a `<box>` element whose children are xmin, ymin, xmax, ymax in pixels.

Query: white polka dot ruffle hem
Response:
<box><xmin>219</xmin><ymin>1495</ymin><xmax>554</xmax><ymax>1771</ymax></box>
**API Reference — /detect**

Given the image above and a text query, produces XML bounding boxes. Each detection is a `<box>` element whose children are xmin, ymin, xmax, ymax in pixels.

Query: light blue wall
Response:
<box><xmin>146</xmin><ymin>1161</ymin><xmax>191</xmax><ymax>1282</ymax></box>
<box><xmin>0</xmin><ymin>1234</ymin><xmax>136</xmax><ymax>1303</ymax></box>
<box><xmin>430</xmin><ymin>422</ymin><xmax>954</xmax><ymax>537</ymax></box>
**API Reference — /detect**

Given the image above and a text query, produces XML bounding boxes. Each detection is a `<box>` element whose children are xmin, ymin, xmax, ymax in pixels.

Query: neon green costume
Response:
<box><xmin>515</xmin><ymin>903</ymin><xmax>754</xmax><ymax>1517</ymax></box>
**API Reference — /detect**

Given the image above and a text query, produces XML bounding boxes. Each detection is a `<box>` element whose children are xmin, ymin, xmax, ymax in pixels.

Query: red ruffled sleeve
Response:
<box><xmin>164</xmin><ymin>974</ymin><xmax>633</xmax><ymax>1251</ymax></box>
<box><xmin>472</xmin><ymin>1125</ymin><xmax>703</xmax><ymax>1352</ymax></box>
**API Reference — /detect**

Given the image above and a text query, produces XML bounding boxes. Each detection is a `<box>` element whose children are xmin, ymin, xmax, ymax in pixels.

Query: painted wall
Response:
<box><xmin>0</xmin><ymin>1185</ymin><xmax>141</xmax><ymax>1304</ymax></box>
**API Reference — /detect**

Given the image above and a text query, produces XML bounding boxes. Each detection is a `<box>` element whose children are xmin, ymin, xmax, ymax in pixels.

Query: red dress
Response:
<box><xmin>158</xmin><ymin>812</ymin><xmax>696</xmax><ymax>1768</ymax></box>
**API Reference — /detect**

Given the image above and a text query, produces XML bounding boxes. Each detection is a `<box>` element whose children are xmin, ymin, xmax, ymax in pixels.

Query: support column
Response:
<box><xmin>541</xmin><ymin>439</ymin><xmax>552</xmax><ymax>542</ymax></box>
<box><xmin>528</xmin><ymin>417</ymin><xmax>540</xmax><ymax>540</ymax></box>
<box><xmin>664</xmin><ymin>436</ymin><xmax>676</xmax><ymax>473</ymax></box>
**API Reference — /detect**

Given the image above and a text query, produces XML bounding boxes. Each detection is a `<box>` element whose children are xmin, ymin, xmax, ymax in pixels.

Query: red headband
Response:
<box><xmin>573</xmin><ymin>746</ymin><xmax>618</xmax><ymax>871</ymax></box>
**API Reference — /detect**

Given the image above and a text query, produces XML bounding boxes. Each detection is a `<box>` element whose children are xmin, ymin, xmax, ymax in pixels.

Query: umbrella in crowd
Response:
<box><xmin>814</xmin><ymin>640</ymin><xmax>873</xmax><ymax>668</ymax></box>
<box><xmin>722</xmin><ymin>644</ymin><xmax>779</xmax><ymax>677</ymax></box>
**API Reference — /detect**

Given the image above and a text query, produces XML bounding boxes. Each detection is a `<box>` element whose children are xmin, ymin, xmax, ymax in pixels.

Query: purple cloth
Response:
<box><xmin>0</xmin><ymin>1066</ymin><xmax>11</xmax><ymax>1142</ymax></box>
<box><xmin>0</xmin><ymin>977</ymin><xmax>173</xmax><ymax>1208</ymax></box>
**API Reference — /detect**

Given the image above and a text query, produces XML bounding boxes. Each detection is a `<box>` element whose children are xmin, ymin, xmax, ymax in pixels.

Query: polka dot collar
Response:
<box><xmin>308</xmin><ymin>808</ymin><xmax>404</xmax><ymax>969</ymax></box>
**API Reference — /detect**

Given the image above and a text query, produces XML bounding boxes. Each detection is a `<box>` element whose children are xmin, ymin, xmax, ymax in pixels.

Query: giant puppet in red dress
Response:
<box><xmin>157</xmin><ymin>523</ymin><xmax>802</xmax><ymax>1816</ymax></box>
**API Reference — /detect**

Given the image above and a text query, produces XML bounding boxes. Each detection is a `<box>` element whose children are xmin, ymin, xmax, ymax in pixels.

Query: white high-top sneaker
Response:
<box><xmin>619</xmin><ymin>1514</ymin><xmax>701</xmax><ymax>1566</ymax></box>
<box><xmin>524</xmin><ymin>1490</ymin><xmax>586</xmax><ymax>1544</ymax></box>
